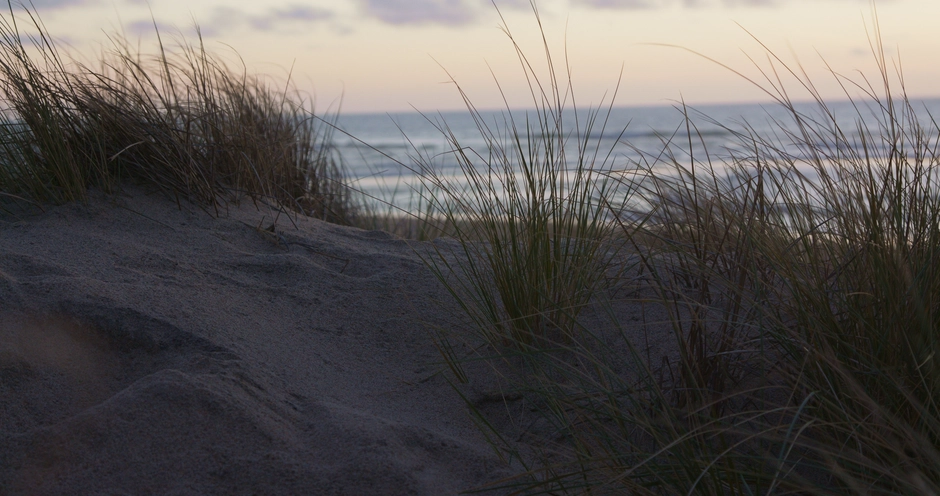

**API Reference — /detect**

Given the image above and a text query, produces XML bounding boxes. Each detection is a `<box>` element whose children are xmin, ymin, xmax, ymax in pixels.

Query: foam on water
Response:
<box><xmin>331</xmin><ymin>99</ymin><xmax>940</xmax><ymax>213</ymax></box>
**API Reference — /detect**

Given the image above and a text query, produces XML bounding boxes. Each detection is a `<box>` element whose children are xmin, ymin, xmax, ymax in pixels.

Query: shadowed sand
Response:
<box><xmin>0</xmin><ymin>188</ymin><xmax>667</xmax><ymax>494</ymax></box>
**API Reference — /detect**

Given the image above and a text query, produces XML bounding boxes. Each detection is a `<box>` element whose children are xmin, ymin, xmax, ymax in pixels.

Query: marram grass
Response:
<box><xmin>415</xmin><ymin>4</ymin><xmax>940</xmax><ymax>495</ymax></box>
<box><xmin>0</xmin><ymin>3</ymin><xmax>357</xmax><ymax>223</ymax></box>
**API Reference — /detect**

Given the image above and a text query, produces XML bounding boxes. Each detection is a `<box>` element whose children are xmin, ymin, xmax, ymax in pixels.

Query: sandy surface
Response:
<box><xmin>0</xmin><ymin>188</ymin><xmax>672</xmax><ymax>494</ymax></box>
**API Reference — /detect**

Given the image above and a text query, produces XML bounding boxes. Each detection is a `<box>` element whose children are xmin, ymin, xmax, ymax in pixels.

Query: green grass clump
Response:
<box><xmin>0</xmin><ymin>4</ymin><xmax>356</xmax><ymax>223</ymax></box>
<box><xmin>409</xmin><ymin>9</ymin><xmax>633</xmax><ymax>349</ymax></box>
<box><xmin>417</xmin><ymin>6</ymin><xmax>940</xmax><ymax>494</ymax></box>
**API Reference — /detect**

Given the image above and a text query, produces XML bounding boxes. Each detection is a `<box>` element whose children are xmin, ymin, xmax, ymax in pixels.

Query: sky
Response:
<box><xmin>11</xmin><ymin>0</ymin><xmax>940</xmax><ymax>114</ymax></box>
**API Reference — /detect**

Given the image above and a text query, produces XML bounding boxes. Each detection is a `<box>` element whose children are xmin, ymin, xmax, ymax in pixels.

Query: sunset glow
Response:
<box><xmin>18</xmin><ymin>0</ymin><xmax>940</xmax><ymax>113</ymax></box>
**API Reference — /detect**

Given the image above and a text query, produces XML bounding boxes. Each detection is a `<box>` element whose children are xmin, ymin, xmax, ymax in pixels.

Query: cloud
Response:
<box><xmin>493</xmin><ymin>0</ymin><xmax>536</xmax><ymax>7</ymax></box>
<box><xmin>124</xmin><ymin>19</ymin><xmax>178</xmax><ymax>38</ymax></box>
<box><xmin>126</xmin><ymin>4</ymin><xmax>335</xmax><ymax>39</ymax></box>
<box><xmin>575</xmin><ymin>0</ymin><xmax>657</xmax><ymax>8</ymax></box>
<box><xmin>248</xmin><ymin>5</ymin><xmax>334</xmax><ymax>31</ymax></box>
<box><xmin>204</xmin><ymin>5</ymin><xmax>335</xmax><ymax>33</ymax></box>
<box><xmin>722</xmin><ymin>0</ymin><xmax>780</xmax><ymax>5</ymax></box>
<box><xmin>358</xmin><ymin>0</ymin><xmax>477</xmax><ymax>26</ymax></box>
<box><xmin>570</xmin><ymin>0</ymin><xmax>864</xmax><ymax>8</ymax></box>
<box><xmin>10</xmin><ymin>0</ymin><xmax>93</xmax><ymax>11</ymax></box>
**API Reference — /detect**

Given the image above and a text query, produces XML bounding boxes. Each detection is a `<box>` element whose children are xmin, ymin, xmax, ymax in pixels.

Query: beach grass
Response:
<box><xmin>413</xmin><ymin>5</ymin><xmax>940</xmax><ymax>494</ymax></box>
<box><xmin>0</xmin><ymin>3</ymin><xmax>357</xmax><ymax>223</ymax></box>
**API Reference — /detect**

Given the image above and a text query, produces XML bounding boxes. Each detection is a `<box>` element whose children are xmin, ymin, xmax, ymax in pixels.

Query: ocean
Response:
<box><xmin>330</xmin><ymin>98</ymin><xmax>940</xmax><ymax>214</ymax></box>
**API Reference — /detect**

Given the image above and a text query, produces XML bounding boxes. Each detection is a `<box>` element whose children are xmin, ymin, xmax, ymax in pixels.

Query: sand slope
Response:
<box><xmin>0</xmin><ymin>189</ymin><xmax>520</xmax><ymax>495</ymax></box>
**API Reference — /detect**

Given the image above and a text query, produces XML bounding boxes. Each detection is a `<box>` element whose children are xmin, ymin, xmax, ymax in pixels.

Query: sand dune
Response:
<box><xmin>0</xmin><ymin>188</ymin><xmax>524</xmax><ymax>494</ymax></box>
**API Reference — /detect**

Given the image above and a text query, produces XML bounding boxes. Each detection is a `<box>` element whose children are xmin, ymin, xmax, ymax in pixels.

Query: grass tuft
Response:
<box><xmin>410</xmin><ymin>5</ymin><xmax>633</xmax><ymax>349</ymax></box>
<box><xmin>0</xmin><ymin>3</ymin><xmax>357</xmax><ymax>223</ymax></box>
<box><xmin>415</xmin><ymin>4</ymin><xmax>940</xmax><ymax>494</ymax></box>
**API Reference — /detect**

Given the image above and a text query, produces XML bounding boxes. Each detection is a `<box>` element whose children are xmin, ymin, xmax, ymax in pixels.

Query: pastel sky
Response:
<box><xmin>14</xmin><ymin>0</ymin><xmax>940</xmax><ymax>114</ymax></box>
